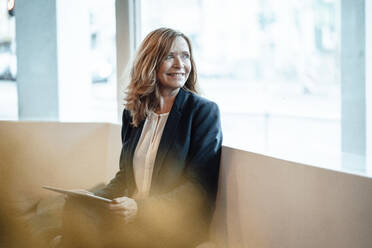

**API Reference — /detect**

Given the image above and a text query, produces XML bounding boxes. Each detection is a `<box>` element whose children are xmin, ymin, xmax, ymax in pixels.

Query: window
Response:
<box><xmin>86</xmin><ymin>0</ymin><xmax>118</xmax><ymax>122</ymax></box>
<box><xmin>0</xmin><ymin>0</ymin><xmax>118</xmax><ymax>123</ymax></box>
<box><xmin>0</xmin><ymin>0</ymin><xmax>17</xmax><ymax>120</ymax></box>
<box><xmin>140</xmin><ymin>0</ymin><xmax>370</xmax><ymax>175</ymax></box>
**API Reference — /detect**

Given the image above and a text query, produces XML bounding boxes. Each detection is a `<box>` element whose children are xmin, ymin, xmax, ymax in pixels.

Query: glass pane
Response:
<box><xmin>87</xmin><ymin>0</ymin><xmax>117</xmax><ymax>122</ymax></box>
<box><xmin>0</xmin><ymin>0</ymin><xmax>17</xmax><ymax>120</ymax></box>
<box><xmin>0</xmin><ymin>0</ymin><xmax>118</xmax><ymax>122</ymax></box>
<box><xmin>141</xmin><ymin>0</ymin><xmax>341</xmax><ymax>170</ymax></box>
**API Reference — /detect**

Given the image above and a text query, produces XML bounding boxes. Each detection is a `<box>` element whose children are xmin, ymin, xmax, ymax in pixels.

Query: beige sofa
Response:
<box><xmin>0</xmin><ymin>121</ymin><xmax>121</xmax><ymax>247</ymax></box>
<box><xmin>1</xmin><ymin>121</ymin><xmax>372</xmax><ymax>248</ymax></box>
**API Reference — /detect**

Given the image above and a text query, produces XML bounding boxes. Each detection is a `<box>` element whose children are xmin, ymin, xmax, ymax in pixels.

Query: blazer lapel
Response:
<box><xmin>151</xmin><ymin>89</ymin><xmax>187</xmax><ymax>183</ymax></box>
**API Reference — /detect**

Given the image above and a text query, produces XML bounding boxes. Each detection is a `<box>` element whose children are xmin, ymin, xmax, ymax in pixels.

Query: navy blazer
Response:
<box><xmin>96</xmin><ymin>88</ymin><xmax>222</xmax><ymax>245</ymax></box>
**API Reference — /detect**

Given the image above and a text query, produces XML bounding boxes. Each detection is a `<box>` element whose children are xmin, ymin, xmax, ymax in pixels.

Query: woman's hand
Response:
<box><xmin>107</xmin><ymin>196</ymin><xmax>138</xmax><ymax>224</ymax></box>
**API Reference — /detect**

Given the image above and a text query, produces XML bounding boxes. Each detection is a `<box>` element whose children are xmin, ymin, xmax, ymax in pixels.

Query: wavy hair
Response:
<box><xmin>124</xmin><ymin>28</ymin><xmax>198</xmax><ymax>127</ymax></box>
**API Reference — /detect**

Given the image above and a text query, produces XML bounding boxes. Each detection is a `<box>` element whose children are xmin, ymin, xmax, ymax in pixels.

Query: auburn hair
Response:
<box><xmin>124</xmin><ymin>28</ymin><xmax>198</xmax><ymax>127</ymax></box>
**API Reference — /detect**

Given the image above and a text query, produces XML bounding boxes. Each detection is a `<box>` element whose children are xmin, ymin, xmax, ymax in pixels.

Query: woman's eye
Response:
<box><xmin>182</xmin><ymin>53</ymin><xmax>190</xmax><ymax>59</ymax></box>
<box><xmin>166</xmin><ymin>54</ymin><xmax>173</xmax><ymax>59</ymax></box>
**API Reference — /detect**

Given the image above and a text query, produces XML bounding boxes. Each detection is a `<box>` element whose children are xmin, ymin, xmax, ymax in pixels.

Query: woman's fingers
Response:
<box><xmin>107</xmin><ymin>202</ymin><xmax>129</xmax><ymax>211</ymax></box>
<box><xmin>107</xmin><ymin>197</ymin><xmax>136</xmax><ymax>210</ymax></box>
<box><xmin>105</xmin><ymin>197</ymin><xmax>138</xmax><ymax>221</ymax></box>
<box><xmin>112</xmin><ymin>196</ymin><xmax>129</xmax><ymax>204</ymax></box>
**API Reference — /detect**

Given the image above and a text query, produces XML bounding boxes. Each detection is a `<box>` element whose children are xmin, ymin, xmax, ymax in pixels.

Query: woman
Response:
<box><xmin>62</xmin><ymin>28</ymin><xmax>222</xmax><ymax>248</ymax></box>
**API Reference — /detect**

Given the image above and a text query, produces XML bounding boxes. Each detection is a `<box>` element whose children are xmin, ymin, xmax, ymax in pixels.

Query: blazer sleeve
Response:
<box><xmin>135</xmin><ymin>101</ymin><xmax>222</xmax><ymax>244</ymax></box>
<box><xmin>94</xmin><ymin>109</ymin><xmax>131</xmax><ymax>199</ymax></box>
<box><xmin>185</xmin><ymin>101</ymin><xmax>222</xmax><ymax>203</ymax></box>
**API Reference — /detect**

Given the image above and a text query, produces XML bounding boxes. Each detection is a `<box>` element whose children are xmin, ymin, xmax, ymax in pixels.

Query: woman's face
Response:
<box><xmin>157</xmin><ymin>37</ymin><xmax>191</xmax><ymax>93</ymax></box>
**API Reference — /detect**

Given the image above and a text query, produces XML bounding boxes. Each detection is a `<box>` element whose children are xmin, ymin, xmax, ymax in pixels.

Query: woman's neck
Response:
<box><xmin>156</xmin><ymin>87</ymin><xmax>180</xmax><ymax>114</ymax></box>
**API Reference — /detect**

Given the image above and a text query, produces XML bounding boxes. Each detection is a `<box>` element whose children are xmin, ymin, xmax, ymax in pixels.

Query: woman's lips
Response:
<box><xmin>166</xmin><ymin>73</ymin><xmax>185</xmax><ymax>79</ymax></box>
<box><xmin>166</xmin><ymin>73</ymin><xmax>185</xmax><ymax>76</ymax></box>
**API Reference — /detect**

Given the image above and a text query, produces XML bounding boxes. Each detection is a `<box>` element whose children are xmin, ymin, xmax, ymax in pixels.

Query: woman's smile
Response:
<box><xmin>166</xmin><ymin>72</ymin><xmax>186</xmax><ymax>78</ymax></box>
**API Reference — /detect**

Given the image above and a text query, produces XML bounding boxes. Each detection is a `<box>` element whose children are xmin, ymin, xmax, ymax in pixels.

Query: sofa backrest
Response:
<box><xmin>0</xmin><ymin>121</ymin><xmax>121</xmax><ymax>214</ymax></box>
<box><xmin>210</xmin><ymin>146</ymin><xmax>372</xmax><ymax>248</ymax></box>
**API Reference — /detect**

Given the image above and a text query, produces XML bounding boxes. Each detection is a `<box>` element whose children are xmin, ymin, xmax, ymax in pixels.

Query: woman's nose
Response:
<box><xmin>172</xmin><ymin>56</ymin><xmax>183</xmax><ymax>68</ymax></box>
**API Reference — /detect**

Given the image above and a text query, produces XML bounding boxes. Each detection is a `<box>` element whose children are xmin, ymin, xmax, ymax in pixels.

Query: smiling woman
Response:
<box><xmin>125</xmin><ymin>28</ymin><xmax>198</xmax><ymax>127</ymax></box>
<box><xmin>60</xmin><ymin>28</ymin><xmax>222</xmax><ymax>248</ymax></box>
